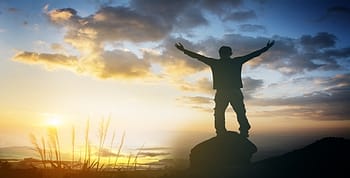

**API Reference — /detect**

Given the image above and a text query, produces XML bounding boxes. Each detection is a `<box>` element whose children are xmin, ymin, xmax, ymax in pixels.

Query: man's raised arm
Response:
<box><xmin>175</xmin><ymin>42</ymin><xmax>214</xmax><ymax>65</ymax></box>
<box><xmin>239</xmin><ymin>40</ymin><xmax>274</xmax><ymax>63</ymax></box>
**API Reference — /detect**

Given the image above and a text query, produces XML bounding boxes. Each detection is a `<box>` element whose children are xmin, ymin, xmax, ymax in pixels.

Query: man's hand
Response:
<box><xmin>266</xmin><ymin>40</ymin><xmax>275</xmax><ymax>49</ymax></box>
<box><xmin>175</xmin><ymin>42</ymin><xmax>185</xmax><ymax>51</ymax></box>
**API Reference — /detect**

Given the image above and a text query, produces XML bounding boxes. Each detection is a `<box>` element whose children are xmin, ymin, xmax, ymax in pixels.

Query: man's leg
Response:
<box><xmin>230</xmin><ymin>90</ymin><xmax>251</xmax><ymax>137</ymax></box>
<box><xmin>214</xmin><ymin>90</ymin><xmax>229</xmax><ymax>135</ymax></box>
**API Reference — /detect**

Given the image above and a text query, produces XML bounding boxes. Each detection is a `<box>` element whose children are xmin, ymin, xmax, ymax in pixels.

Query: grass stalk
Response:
<box><xmin>133</xmin><ymin>144</ymin><xmax>144</xmax><ymax>171</ymax></box>
<box><xmin>108</xmin><ymin>129</ymin><xmax>116</xmax><ymax>165</ymax></box>
<box><xmin>29</xmin><ymin>133</ymin><xmax>45</xmax><ymax>168</ymax></box>
<box><xmin>41</xmin><ymin>136</ymin><xmax>47</xmax><ymax>168</ymax></box>
<box><xmin>84</xmin><ymin>119</ymin><xmax>90</xmax><ymax>166</ymax></box>
<box><xmin>71</xmin><ymin>126</ymin><xmax>75</xmax><ymax>169</ymax></box>
<box><xmin>113</xmin><ymin>131</ymin><xmax>125</xmax><ymax>169</ymax></box>
<box><xmin>96</xmin><ymin>117</ymin><xmax>111</xmax><ymax>170</ymax></box>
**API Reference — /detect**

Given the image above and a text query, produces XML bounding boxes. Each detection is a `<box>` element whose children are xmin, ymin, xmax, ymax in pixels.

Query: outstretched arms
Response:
<box><xmin>175</xmin><ymin>42</ymin><xmax>214</xmax><ymax>65</ymax></box>
<box><xmin>239</xmin><ymin>40</ymin><xmax>275</xmax><ymax>63</ymax></box>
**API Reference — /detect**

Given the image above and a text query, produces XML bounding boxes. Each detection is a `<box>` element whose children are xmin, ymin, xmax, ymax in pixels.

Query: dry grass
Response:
<box><xmin>113</xmin><ymin>131</ymin><xmax>125</xmax><ymax>169</ymax></box>
<box><xmin>27</xmin><ymin>117</ymin><xmax>153</xmax><ymax>174</ymax></box>
<box><xmin>71</xmin><ymin>126</ymin><xmax>75</xmax><ymax>169</ymax></box>
<box><xmin>29</xmin><ymin>134</ymin><xmax>46</xmax><ymax>168</ymax></box>
<box><xmin>96</xmin><ymin>116</ymin><xmax>111</xmax><ymax>171</ymax></box>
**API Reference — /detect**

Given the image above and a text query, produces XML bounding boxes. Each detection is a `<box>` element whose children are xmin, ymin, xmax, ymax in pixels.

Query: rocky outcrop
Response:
<box><xmin>190</xmin><ymin>131</ymin><xmax>257</xmax><ymax>170</ymax></box>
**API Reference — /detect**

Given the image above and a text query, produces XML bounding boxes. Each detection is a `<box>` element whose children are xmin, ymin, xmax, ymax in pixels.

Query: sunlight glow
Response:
<box><xmin>44</xmin><ymin>114</ymin><xmax>63</xmax><ymax>127</ymax></box>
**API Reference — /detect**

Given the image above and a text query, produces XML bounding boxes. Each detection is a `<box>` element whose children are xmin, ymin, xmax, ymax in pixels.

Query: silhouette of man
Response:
<box><xmin>175</xmin><ymin>40</ymin><xmax>274</xmax><ymax>137</ymax></box>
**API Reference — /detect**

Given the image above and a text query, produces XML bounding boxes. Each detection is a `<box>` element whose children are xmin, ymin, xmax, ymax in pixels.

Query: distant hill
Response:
<box><xmin>165</xmin><ymin>137</ymin><xmax>350</xmax><ymax>178</ymax></box>
<box><xmin>0</xmin><ymin>146</ymin><xmax>36</xmax><ymax>160</ymax></box>
<box><xmin>247</xmin><ymin>137</ymin><xmax>350</xmax><ymax>178</ymax></box>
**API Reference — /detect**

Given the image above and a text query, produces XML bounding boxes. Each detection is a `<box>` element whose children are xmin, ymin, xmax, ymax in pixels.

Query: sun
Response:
<box><xmin>45</xmin><ymin>115</ymin><xmax>63</xmax><ymax>127</ymax></box>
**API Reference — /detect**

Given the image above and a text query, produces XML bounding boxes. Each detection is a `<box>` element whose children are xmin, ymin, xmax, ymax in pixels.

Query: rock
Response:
<box><xmin>190</xmin><ymin>131</ymin><xmax>257</xmax><ymax>170</ymax></box>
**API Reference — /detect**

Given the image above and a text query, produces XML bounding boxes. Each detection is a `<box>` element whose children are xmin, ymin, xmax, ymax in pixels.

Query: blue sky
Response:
<box><xmin>0</xmin><ymin>0</ymin><xmax>350</xmax><ymax>162</ymax></box>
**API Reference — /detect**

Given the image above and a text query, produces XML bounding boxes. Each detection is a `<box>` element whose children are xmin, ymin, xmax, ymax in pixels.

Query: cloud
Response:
<box><xmin>13</xmin><ymin>49</ymin><xmax>153</xmax><ymax>79</ymax></box>
<box><xmin>50</xmin><ymin>43</ymin><xmax>65</xmax><ymax>52</ymax></box>
<box><xmin>201</xmin><ymin>0</ymin><xmax>243</xmax><ymax>15</ymax></box>
<box><xmin>46</xmin><ymin>5</ymin><xmax>173</xmax><ymax>53</ymax></box>
<box><xmin>144</xmin><ymin>37</ymin><xmax>210</xmax><ymax>77</ymax></box>
<box><xmin>327</xmin><ymin>6</ymin><xmax>350</xmax><ymax>14</ymax></box>
<box><xmin>47</xmin><ymin>8</ymin><xmax>77</xmax><ymax>23</ymax></box>
<box><xmin>129</xmin><ymin>0</ymin><xmax>209</xmax><ymax>31</ymax></box>
<box><xmin>179</xmin><ymin>77</ymin><xmax>213</xmax><ymax>94</ymax></box>
<box><xmin>318</xmin><ymin>5</ymin><xmax>350</xmax><ymax>21</ymax></box>
<box><xmin>176</xmin><ymin>72</ymin><xmax>350</xmax><ymax>121</ymax></box>
<box><xmin>251</xmin><ymin>73</ymin><xmax>350</xmax><ymax>120</ymax></box>
<box><xmin>224</xmin><ymin>10</ymin><xmax>257</xmax><ymax>22</ymax></box>
<box><xmin>97</xmin><ymin>148</ymin><xmax>117</xmax><ymax>157</ymax></box>
<box><xmin>300</xmin><ymin>32</ymin><xmax>337</xmax><ymax>51</ymax></box>
<box><xmin>224</xmin><ymin>32</ymin><xmax>348</xmax><ymax>75</ymax></box>
<box><xmin>12</xmin><ymin>1</ymin><xmax>263</xmax><ymax>81</ymax></box>
<box><xmin>12</xmin><ymin>2</ymin><xmax>350</xmax><ymax>85</ymax></box>
<box><xmin>138</xmin><ymin>152</ymin><xmax>170</xmax><ymax>157</ymax></box>
<box><xmin>13</xmin><ymin>51</ymin><xmax>80</xmax><ymax>70</ymax></box>
<box><xmin>175</xmin><ymin>9</ymin><xmax>209</xmax><ymax>29</ymax></box>
<box><xmin>98</xmin><ymin>49</ymin><xmax>151</xmax><ymax>79</ymax></box>
<box><xmin>7</xmin><ymin>7</ymin><xmax>19</xmax><ymax>13</ymax></box>
<box><xmin>178</xmin><ymin>95</ymin><xmax>213</xmax><ymax>112</ymax></box>
<box><xmin>90</xmin><ymin>6</ymin><xmax>171</xmax><ymax>42</ymax></box>
<box><xmin>242</xmin><ymin>77</ymin><xmax>264</xmax><ymax>99</ymax></box>
<box><xmin>239</xmin><ymin>24</ymin><xmax>266</xmax><ymax>33</ymax></box>
<box><xmin>181</xmin><ymin>96</ymin><xmax>212</xmax><ymax>105</ymax></box>
<box><xmin>138</xmin><ymin>147</ymin><xmax>171</xmax><ymax>151</ymax></box>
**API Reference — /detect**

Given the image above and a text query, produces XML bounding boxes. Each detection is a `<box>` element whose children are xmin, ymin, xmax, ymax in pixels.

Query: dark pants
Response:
<box><xmin>214</xmin><ymin>89</ymin><xmax>251</xmax><ymax>133</ymax></box>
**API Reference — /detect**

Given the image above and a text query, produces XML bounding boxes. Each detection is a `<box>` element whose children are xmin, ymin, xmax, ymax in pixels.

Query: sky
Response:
<box><xmin>1</xmin><ymin>0</ymin><xmax>350</xmax><ymax>164</ymax></box>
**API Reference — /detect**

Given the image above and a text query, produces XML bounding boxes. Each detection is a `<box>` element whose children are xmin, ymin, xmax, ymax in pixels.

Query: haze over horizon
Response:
<box><xmin>1</xmin><ymin>0</ymin><xmax>350</xmax><ymax>162</ymax></box>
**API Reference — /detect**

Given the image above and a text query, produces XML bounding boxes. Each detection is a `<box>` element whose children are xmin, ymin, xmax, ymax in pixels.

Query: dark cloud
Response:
<box><xmin>130</xmin><ymin>0</ymin><xmax>211</xmax><ymax>30</ymax></box>
<box><xmin>147</xmin><ymin>32</ymin><xmax>348</xmax><ymax>79</ymax></box>
<box><xmin>239</xmin><ymin>24</ymin><xmax>266</xmax><ymax>33</ymax></box>
<box><xmin>47</xmin><ymin>8</ymin><xmax>78</xmax><ymax>23</ymax></box>
<box><xmin>138</xmin><ymin>147</ymin><xmax>170</xmax><ymax>151</ymax></box>
<box><xmin>242</xmin><ymin>77</ymin><xmax>264</xmax><ymax>99</ymax></box>
<box><xmin>322</xmin><ymin>47</ymin><xmax>350</xmax><ymax>60</ymax></box>
<box><xmin>223</xmin><ymin>10</ymin><xmax>257</xmax><ymax>22</ymax></box>
<box><xmin>13</xmin><ymin>2</ymin><xmax>350</xmax><ymax>83</ymax></box>
<box><xmin>317</xmin><ymin>5</ymin><xmax>350</xmax><ymax>22</ymax></box>
<box><xmin>217</xmin><ymin>32</ymin><xmax>348</xmax><ymax>75</ymax></box>
<box><xmin>138</xmin><ymin>152</ymin><xmax>170</xmax><ymax>157</ymax></box>
<box><xmin>175</xmin><ymin>9</ymin><xmax>209</xmax><ymax>29</ymax></box>
<box><xmin>7</xmin><ymin>7</ymin><xmax>19</xmax><ymax>13</ymax></box>
<box><xmin>324</xmin><ymin>5</ymin><xmax>350</xmax><ymax>19</ymax></box>
<box><xmin>96</xmin><ymin>148</ymin><xmax>117</xmax><ymax>157</ymax></box>
<box><xmin>251</xmin><ymin>73</ymin><xmax>350</xmax><ymax>120</ymax></box>
<box><xmin>90</xmin><ymin>6</ymin><xmax>171</xmax><ymax>42</ymax></box>
<box><xmin>300</xmin><ymin>32</ymin><xmax>337</xmax><ymax>51</ymax></box>
<box><xmin>130</xmin><ymin>0</ymin><xmax>190</xmax><ymax>22</ymax></box>
<box><xmin>144</xmin><ymin>37</ymin><xmax>210</xmax><ymax>76</ymax></box>
<box><xmin>201</xmin><ymin>0</ymin><xmax>243</xmax><ymax>15</ymax></box>
<box><xmin>47</xmin><ymin>6</ymin><xmax>171</xmax><ymax>45</ymax></box>
<box><xmin>327</xmin><ymin>6</ymin><xmax>350</xmax><ymax>14</ymax></box>
<box><xmin>55</xmin><ymin>8</ymin><xmax>77</xmax><ymax>16</ymax></box>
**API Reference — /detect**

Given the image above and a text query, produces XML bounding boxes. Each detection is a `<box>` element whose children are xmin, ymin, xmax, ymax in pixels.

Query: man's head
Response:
<box><xmin>219</xmin><ymin>46</ymin><xmax>232</xmax><ymax>59</ymax></box>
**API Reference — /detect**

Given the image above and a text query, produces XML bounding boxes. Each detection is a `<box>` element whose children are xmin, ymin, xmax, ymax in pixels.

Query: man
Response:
<box><xmin>175</xmin><ymin>40</ymin><xmax>274</xmax><ymax>137</ymax></box>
